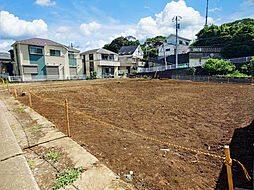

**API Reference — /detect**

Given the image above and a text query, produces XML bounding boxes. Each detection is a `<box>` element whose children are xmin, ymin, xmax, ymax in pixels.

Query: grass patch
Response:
<box><xmin>53</xmin><ymin>167</ymin><xmax>84</xmax><ymax>190</ymax></box>
<box><xmin>32</xmin><ymin>125</ymin><xmax>42</xmax><ymax>131</ymax></box>
<box><xmin>13</xmin><ymin>107</ymin><xmax>26</xmax><ymax>113</ymax></box>
<box><xmin>27</xmin><ymin>159</ymin><xmax>34</xmax><ymax>167</ymax></box>
<box><xmin>45</xmin><ymin>148</ymin><xmax>62</xmax><ymax>162</ymax></box>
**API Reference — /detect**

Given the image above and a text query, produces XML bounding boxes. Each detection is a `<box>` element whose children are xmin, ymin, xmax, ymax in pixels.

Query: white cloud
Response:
<box><xmin>135</xmin><ymin>0</ymin><xmax>214</xmax><ymax>40</ymax></box>
<box><xmin>116</xmin><ymin>28</ymin><xmax>137</xmax><ymax>39</ymax></box>
<box><xmin>84</xmin><ymin>40</ymin><xmax>108</xmax><ymax>51</ymax></box>
<box><xmin>209</xmin><ymin>8</ymin><xmax>221</xmax><ymax>12</ymax></box>
<box><xmin>80</xmin><ymin>22</ymin><xmax>101</xmax><ymax>35</ymax></box>
<box><xmin>243</xmin><ymin>0</ymin><xmax>254</xmax><ymax>5</ymax></box>
<box><xmin>0</xmin><ymin>40</ymin><xmax>15</xmax><ymax>51</ymax></box>
<box><xmin>56</xmin><ymin>26</ymin><xmax>70</xmax><ymax>33</ymax></box>
<box><xmin>55</xmin><ymin>0</ymin><xmax>213</xmax><ymax>51</ymax></box>
<box><xmin>35</xmin><ymin>0</ymin><xmax>56</xmax><ymax>6</ymax></box>
<box><xmin>0</xmin><ymin>11</ymin><xmax>48</xmax><ymax>38</ymax></box>
<box><xmin>0</xmin><ymin>0</ymin><xmax>216</xmax><ymax>53</ymax></box>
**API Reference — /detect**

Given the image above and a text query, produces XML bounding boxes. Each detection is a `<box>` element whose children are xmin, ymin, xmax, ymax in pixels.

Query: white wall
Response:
<box><xmin>133</xmin><ymin>45</ymin><xmax>143</xmax><ymax>58</ymax></box>
<box><xmin>158</xmin><ymin>44</ymin><xmax>175</xmax><ymax>58</ymax></box>
<box><xmin>189</xmin><ymin>58</ymin><xmax>208</xmax><ymax>67</ymax></box>
<box><xmin>44</xmin><ymin>45</ymin><xmax>68</xmax><ymax>79</ymax></box>
<box><xmin>167</xmin><ymin>36</ymin><xmax>190</xmax><ymax>46</ymax></box>
<box><xmin>158</xmin><ymin>44</ymin><xmax>189</xmax><ymax>59</ymax></box>
<box><xmin>76</xmin><ymin>54</ymin><xmax>83</xmax><ymax>76</ymax></box>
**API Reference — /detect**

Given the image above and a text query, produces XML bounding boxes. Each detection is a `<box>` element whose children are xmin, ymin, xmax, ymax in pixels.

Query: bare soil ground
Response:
<box><xmin>15</xmin><ymin>79</ymin><xmax>254</xmax><ymax>190</ymax></box>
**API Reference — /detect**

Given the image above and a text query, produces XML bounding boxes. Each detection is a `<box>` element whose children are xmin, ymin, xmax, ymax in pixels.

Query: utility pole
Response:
<box><xmin>172</xmin><ymin>16</ymin><xmax>182</xmax><ymax>69</ymax></box>
<box><xmin>163</xmin><ymin>43</ymin><xmax>167</xmax><ymax>70</ymax></box>
<box><xmin>145</xmin><ymin>36</ymin><xmax>149</xmax><ymax>67</ymax></box>
<box><xmin>205</xmin><ymin>0</ymin><xmax>209</xmax><ymax>25</ymax></box>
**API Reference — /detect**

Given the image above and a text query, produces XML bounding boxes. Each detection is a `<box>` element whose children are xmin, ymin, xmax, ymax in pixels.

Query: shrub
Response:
<box><xmin>248</xmin><ymin>57</ymin><xmax>254</xmax><ymax>76</ymax></box>
<box><xmin>226</xmin><ymin>70</ymin><xmax>249</xmax><ymax>77</ymax></box>
<box><xmin>90</xmin><ymin>71</ymin><xmax>97</xmax><ymax>79</ymax></box>
<box><xmin>202</xmin><ymin>58</ymin><xmax>236</xmax><ymax>75</ymax></box>
<box><xmin>188</xmin><ymin>67</ymin><xmax>196</xmax><ymax>76</ymax></box>
<box><xmin>240</xmin><ymin>57</ymin><xmax>254</xmax><ymax>76</ymax></box>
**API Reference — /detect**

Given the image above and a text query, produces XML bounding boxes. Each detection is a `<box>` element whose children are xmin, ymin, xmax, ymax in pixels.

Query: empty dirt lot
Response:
<box><xmin>15</xmin><ymin>79</ymin><xmax>254</xmax><ymax>189</ymax></box>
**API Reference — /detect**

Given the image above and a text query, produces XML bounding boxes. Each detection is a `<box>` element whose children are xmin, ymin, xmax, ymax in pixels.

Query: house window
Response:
<box><xmin>50</xmin><ymin>50</ymin><xmax>60</xmax><ymax>56</ymax></box>
<box><xmin>186</xmin><ymin>42</ymin><xmax>189</xmax><ymax>46</ymax></box>
<box><xmin>179</xmin><ymin>40</ymin><xmax>183</xmax><ymax>45</ymax></box>
<box><xmin>68</xmin><ymin>52</ymin><xmax>74</xmax><ymax>59</ymax></box>
<box><xmin>166</xmin><ymin>48</ymin><xmax>171</xmax><ymax>52</ymax></box>
<box><xmin>102</xmin><ymin>54</ymin><xmax>109</xmax><ymax>60</ymax></box>
<box><xmin>29</xmin><ymin>46</ymin><xmax>43</xmax><ymax>55</ymax></box>
<box><xmin>89</xmin><ymin>54</ymin><xmax>94</xmax><ymax>60</ymax></box>
<box><xmin>109</xmin><ymin>55</ymin><xmax>114</xmax><ymax>60</ymax></box>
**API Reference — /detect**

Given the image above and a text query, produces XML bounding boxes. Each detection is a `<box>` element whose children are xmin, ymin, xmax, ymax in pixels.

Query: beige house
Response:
<box><xmin>118</xmin><ymin>45</ymin><xmax>144</xmax><ymax>74</ymax></box>
<box><xmin>12</xmin><ymin>38</ymin><xmax>82</xmax><ymax>81</ymax></box>
<box><xmin>80</xmin><ymin>48</ymin><xmax>120</xmax><ymax>78</ymax></box>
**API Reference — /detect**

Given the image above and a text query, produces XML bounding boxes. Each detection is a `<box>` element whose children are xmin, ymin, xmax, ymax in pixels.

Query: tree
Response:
<box><xmin>249</xmin><ymin>57</ymin><xmax>254</xmax><ymax>76</ymax></box>
<box><xmin>202</xmin><ymin>58</ymin><xmax>236</xmax><ymax>75</ymax></box>
<box><xmin>103</xmin><ymin>36</ymin><xmax>140</xmax><ymax>53</ymax></box>
<box><xmin>141</xmin><ymin>36</ymin><xmax>167</xmax><ymax>59</ymax></box>
<box><xmin>240</xmin><ymin>57</ymin><xmax>254</xmax><ymax>76</ymax></box>
<box><xmin>192</xmin><ymin>18</ymin><xmax>254</xmax><ymax>58</ymax></box>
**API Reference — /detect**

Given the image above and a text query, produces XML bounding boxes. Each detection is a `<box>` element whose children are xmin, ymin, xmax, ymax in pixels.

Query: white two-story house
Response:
<box><xmin>12</xmin><ymin>38</ymin><xmax>82</xmax><ymax>81</ymax></box>
<box><xmin>80</xmin><ymin>48</ymin><xmax>120</xmax><ymax>78</ymax></box>
<box><xmin>157</xmin><ymin>34</ymin><xmax>191</xmax><ymax>59</ymax></box>
<box><xmin>118</xmin><ymin>45</ymin><xmax>144</xmax><ymax>74</ymax></box>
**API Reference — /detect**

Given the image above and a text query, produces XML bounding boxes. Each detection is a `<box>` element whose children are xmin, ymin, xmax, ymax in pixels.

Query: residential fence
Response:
<box><xmin>225</xmin><ymin>56</ymin><xmax>253</xmax><ymax>64</ymax></box>
<box><xmin>137</xmin><ymin>64</ymin><xmax>188</xmax><ymax>73</ymax></box>
<box><xmin>170</xmin><ymin>75</ymin><xmax>254</xmax><ymax>85</ymax></box>
<box><xmin>0</xmin><ymin>74</ymin><xmax>87</xmax><ymax>83</ymax></box>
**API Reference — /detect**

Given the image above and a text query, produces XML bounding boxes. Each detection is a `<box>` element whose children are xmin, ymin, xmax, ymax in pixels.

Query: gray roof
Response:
<box><xmin>0</xmin><ymin>52</ymin><xmax>11</xmax><ymax>60</ymax></box>
<box><xmin>16</xmin><ymin>38</ymin><xmax>64</xmax><ymax>47</ymax></box>
<box><xmin>80</xmin><ymin>48</ymin><xmax>117</xmax><ymax>55</ymax></box>
<box><xmin>14</xmin><ymin>38</ymin><xmax>80</xmax><ymax>52</ymax></box>
<box><xmin>118</xmin><ymin>45</ymin><xmax>138</xmax><ymax>55</ymax></box>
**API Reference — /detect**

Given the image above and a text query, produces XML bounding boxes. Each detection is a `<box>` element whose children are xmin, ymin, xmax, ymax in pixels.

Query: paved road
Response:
<box><xmin>0</xmin><ymin>96</ymin><xmax>39</xmax><ymax>190</ymax></box>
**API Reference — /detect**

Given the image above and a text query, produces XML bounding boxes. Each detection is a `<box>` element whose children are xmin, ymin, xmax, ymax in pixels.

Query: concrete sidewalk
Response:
<box><xmin>0</xmin><ymin>98</ymin><xmax>40</xmax><ymax>190</ymax></box>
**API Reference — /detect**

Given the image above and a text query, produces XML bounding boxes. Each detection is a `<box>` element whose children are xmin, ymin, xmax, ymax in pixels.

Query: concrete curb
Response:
<box><xmin>0</xmin><ymin>98</ymin><xmax>40</xmax><ymax>190</ymax></box>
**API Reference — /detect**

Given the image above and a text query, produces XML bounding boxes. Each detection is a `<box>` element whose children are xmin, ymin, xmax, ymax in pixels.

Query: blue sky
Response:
<box><xmin>0</xmin><ymin>0</ymin><xmax>253</xmax><ymax>51</ymax></box>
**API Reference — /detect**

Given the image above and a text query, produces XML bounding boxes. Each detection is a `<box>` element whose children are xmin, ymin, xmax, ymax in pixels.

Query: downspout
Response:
<box><xmin>18</xmin><ymin>42</ymin><xmax>25</xmax><ymax>81</ymax></box>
